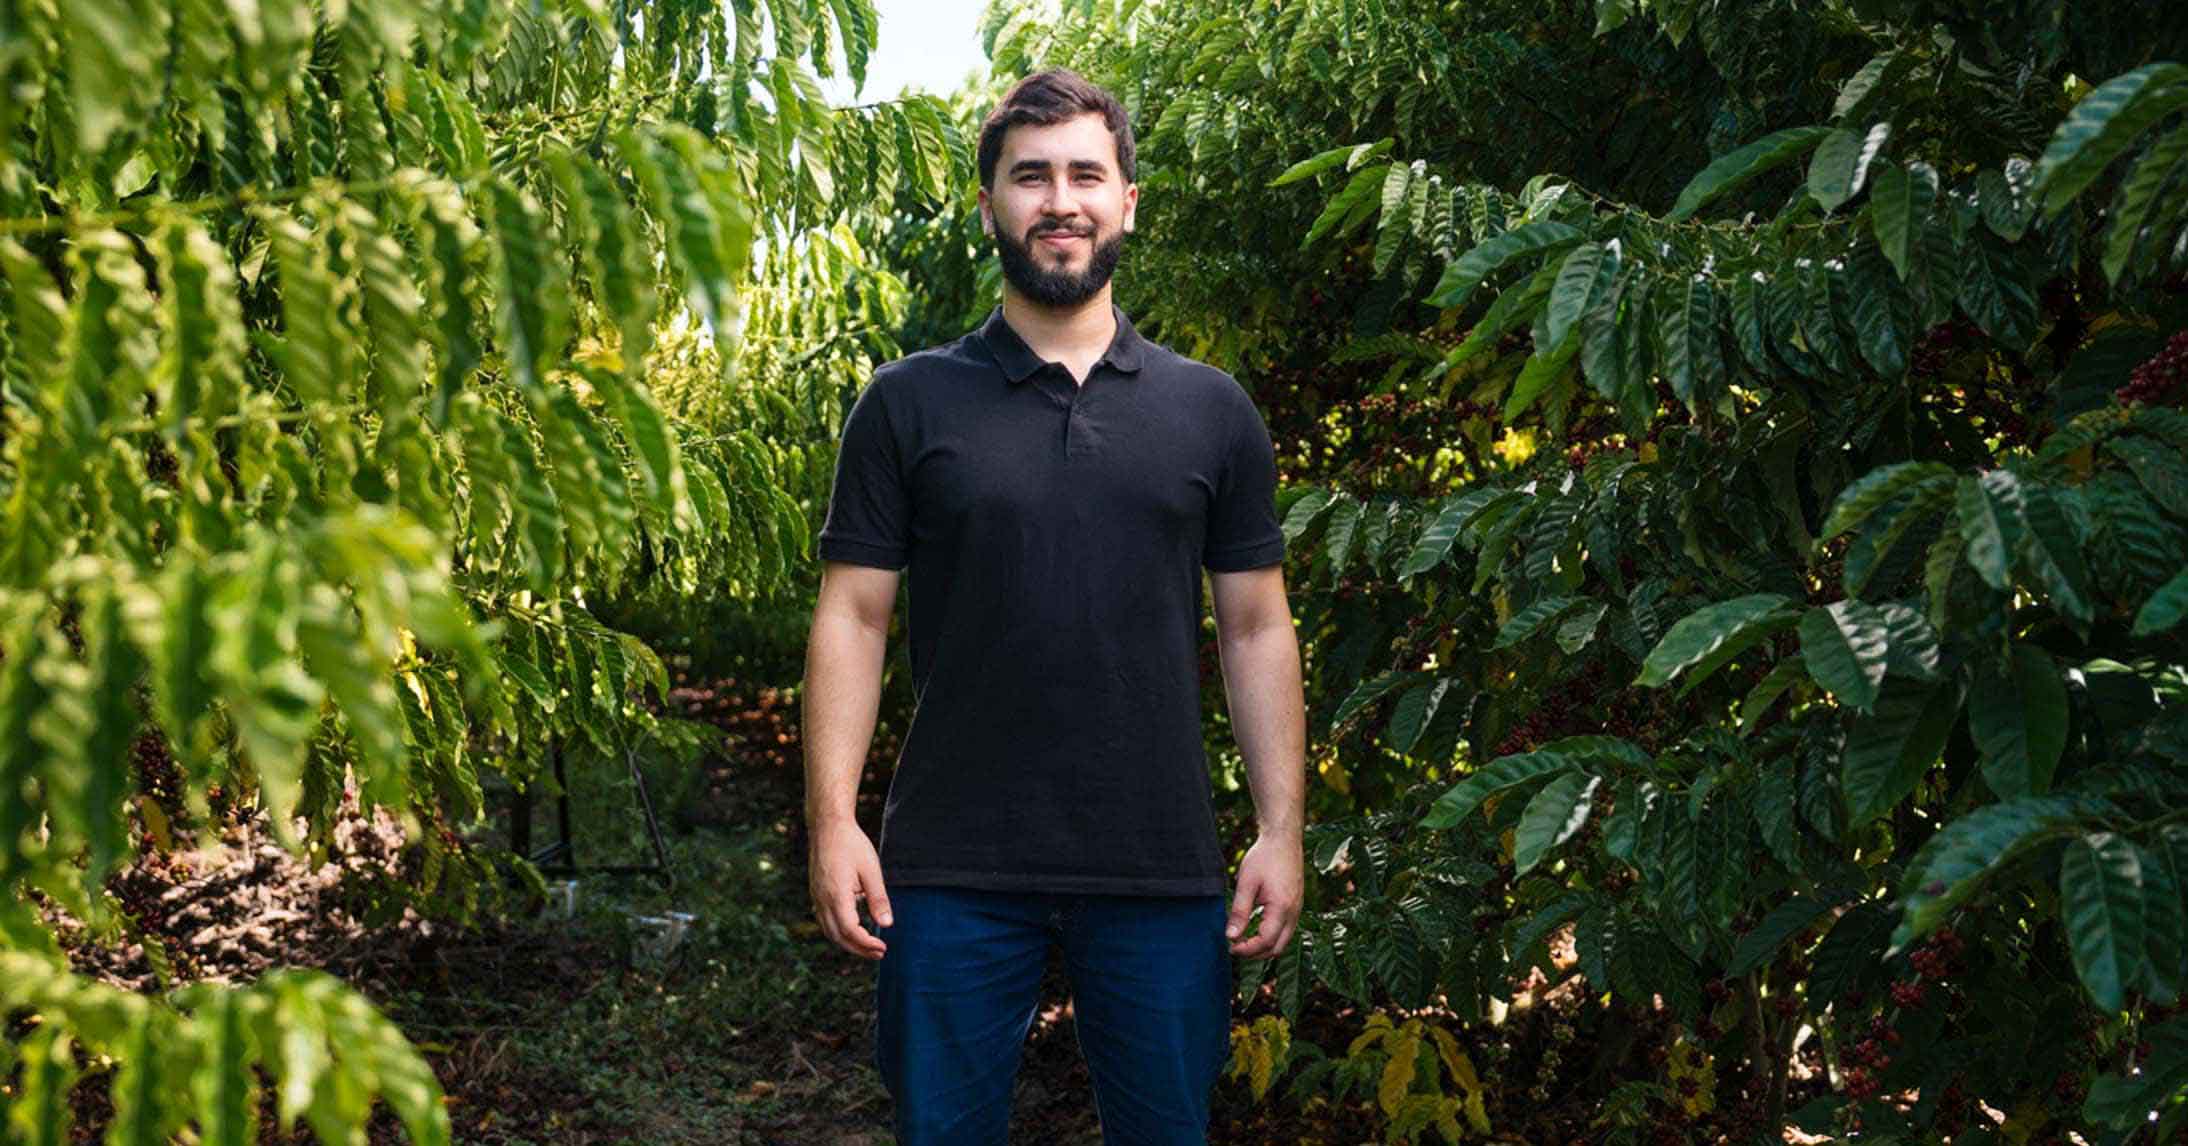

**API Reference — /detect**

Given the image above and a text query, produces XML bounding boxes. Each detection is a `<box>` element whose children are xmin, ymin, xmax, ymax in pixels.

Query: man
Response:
<box><xmin>802</xmin><ymin>67</ymin><xmax>1306</xmax><ymax>1145</ymax></box>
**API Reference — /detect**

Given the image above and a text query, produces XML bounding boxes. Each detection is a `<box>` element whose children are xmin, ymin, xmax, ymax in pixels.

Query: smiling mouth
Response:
<box><xmin>1035</xmin><ymin>230</ymin><xmax>1090</xmax><ymax>245</ymax></box>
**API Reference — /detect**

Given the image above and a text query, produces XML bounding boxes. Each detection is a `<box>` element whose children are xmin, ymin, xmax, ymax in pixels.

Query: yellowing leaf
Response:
<box><xmin>1379</xmin><ymin>1031</ymin><xmax>1420</xmax><ymax>1116</ymax></box>
<box><xmin>1464</xmin><ymin>1089</ymin><xmax>1491</xmax><ymax>1133</ymax></box>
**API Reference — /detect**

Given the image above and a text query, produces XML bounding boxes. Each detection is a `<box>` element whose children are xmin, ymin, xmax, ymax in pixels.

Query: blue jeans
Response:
<box><xmin>870</xmin><ymin>886</ymin><xmax>1233</xmax><ymax>1145</ymax></box>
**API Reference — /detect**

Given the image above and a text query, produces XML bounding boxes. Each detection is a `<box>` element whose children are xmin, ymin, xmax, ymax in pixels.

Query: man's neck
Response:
<box><xmin>1000</xmin><ymin>288</ymin><xmax>1116</xmax><ymax>374</ymax></box>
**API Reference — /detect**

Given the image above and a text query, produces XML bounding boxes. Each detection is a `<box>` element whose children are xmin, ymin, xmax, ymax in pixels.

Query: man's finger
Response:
<box><xmin>833</xmin><ymin>889</ymin><xmax>884</xmax><ymax>957</ymax></box>
<box><xmin>1234</xmin><ymin>926</ymin><xmax>1276</xmax><ymax>958</ymax></box>
<box><xmin>1232</xmin><ymin>909</ymin><xmax>1297</xmax><ymax>958</ymax></box>
<box><xmin>812</xmin><ymin>897</ymin><xmax>841</xmax><ymax>948</ymax></box>
<box><xmin>1226</xmin><ymin>877</ymin><xmax>1258</xmax><ymax>939</ymax></box>
<box><xmin>864</xmin><ymin>866</ymin><xmax>894</xmax><ymax>929</ymax></box>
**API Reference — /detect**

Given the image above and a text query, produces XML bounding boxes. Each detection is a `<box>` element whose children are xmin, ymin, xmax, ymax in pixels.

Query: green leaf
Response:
<box><xmin>1386</xmin><ymin>676</ymin><xmax>1461</xmax><ymax>756</ymax></box>
<box><xmin>1444</xmin><ymin>260</ymin><xmax>1560</xmax><ymax>376</ymax></box>
<box><xmin>2139</xmin><ymin>830</ymin><xmax>2187</xmax><ymax>1004</ymax></box>
<box><xmin>1657</xmin><ymin>274</ymin><xmax>1722</xmax><ymax>409</ymax></box>
<box><xmin>262</xmin><ymin>209</ymin><xmax>352</xmax><ymax>406</ymax></box>
<box><xmin>1514</xmin><ymin>771</ymin><xmax>1603</xmax><ymax>874</ymax></box>
<box><xmin>1843</xmin><ymin>478</ymin><xmax>1955</xmax><ymax>599</ymax></box>
<box><xmin>1616</xmin><ymin>271</ymin><xmax>1660</xmax><ymax>417</ymax></box>
<box><xmin>1371</xmin><ymin>163</ymin><xmax>1416</xmax><ymax>274</ymax></box>
<box><xmin>1969</xmin><ymin>643</ymin><xmax>2069</xmax><ymax>799</ymax></box>
<box><xmin>1738</xmin><ymin>657</ymin><xmax>1809</xmax><ymax>734</ymax></box>
<box><xmin>1283</xmin><ymin>486</ymin><xmax>1338</xmax><ymax>542</ymax></box>
<box><xmin>1798</xmin><ymin>600</ymin><xmax>1891</xmax><ymax>712</ymax></box>
<box><xmin>1422</xmin><ymin>736</ymin><xmax>1648</xmax><ymax>830</ymax></box>
<box><xmin>340</xmin><ymin>201</ymin><xmax>427</xmax><ymax>412</ymax></box>
<box><xmin>1799</xmin><ymin>258</ymin><xmax>1855</xmax><ymax>375</ymax></box>
<box><xmin>1879</xmin><ymin>602</ymin><xmax>1942</xmax><ymax>680</ymax></box>
<box><xmin>1892</xmin><ymin>794</ymin><xmax>2097</xmax><ymax>950</ymax></box>
<box><xmin>589</xmin><ymin>367</ymin><xmax>690</xmax><ymax>532</ymax></box>
<box><xmin>1851</xmin><ymin>123</ymin><xmax>1893</xmax><ymax>199</ymax></box>
<box><xmin>2060</xmin><ymin>832</ymin><xmax>2147</xmax><ymax>1012</ymax></box>
<box><xmin>1492</xmin><ymin>595</ymin><xmax>1586</xmax><ymax>649</ymax></box>
<box><xmin>1303</xmin><ymin>162</ymin><xmax>1390</xmax><ymax>248</ymax></box>
<box><xmin>1978</xmin><ymin>159</ymin><xmax>2036</xmax><ymax>241</ymax></box>
<box><xmin>2016</xmin><ymin>483</ymin><xmax>2094</xmax><ymax>624</ymax></box>
<box><xmin>1807</xmin><ymin>127</ymin><xmax>1865</xmax><ymax>213</ymax></box>
<box><xmin>63</xmin><ymin>0</ymin><xmax>162</xmax><ymax>155</ymax></box>
<box><xmin>548</xmin><ymin>149</ymin><xmax>657</xmax><ymax>379</ymax></box>
<box><xmin>1868</xmin><ymin>161</ymin><xmax>1933</xmax><ymax>282</ymax></box>
<box><xmin>1634</xmin><ymin>594</ymin><xmax>1799</xmax><ymax>691</ymax></box>
<box><xmin>2102</xmin><ymin>121</ymin><xmax>2188</xmax><ymax>285</ymax></box>
<box><xmin>1753</xmin><ymin>762</ymin><xmax>1802</xmax><ymax>866</ymax></box>
<box><xmin>155</xmin><ymin>219</ymin><xmax>245</xmax><ymax>441</ymax></box>
<box><xmin>1667</xmin><ymin>126</ymin><xmax>1834</xmax><ymax>221</ymax></box>
<box><xmin>1956</xmin><ymin>470</ymin><xmax>2023</xmax><ymax>591</ymax></box>
<box><xmin>1322</xmin><ymin>495</ymin><xmax>1365</xmax><ymax>583</ymax></box>
<box><xmin>1728</xmin><ymin>271</ymin><xmax>1771</xmax><ymax>375</ymax></box>
<box><xmin>621</xmin><ymin>127</ymin><xmax>751</xmax><ymax>355</ymax></box>
<box><xmin>2108</xmin><ymin>435</ymin><xmax>2188</xmax><ymax>517</ymax></box>
<box><xmin>1832</xmin><ymin>51</ymin><xmax>1903</xmax><ymax>122</ymax></box>
<box><xmin>6</xmin><ymin>1026</ymin><xmax>75</xmax><ymax>1146</ymax></box>
<box><xmin>1577</xmin><ymin>264</ymin><xmax>1641</xmax><ymax>401</ymax></box>
<box><xmin>190</xmin><ymin>990</ymin><xmax>261</xmax><ymax>1146</ymax></box>
<box><xmin>1811</xmin><ymin>903</ymin><xmax>1894</xmax><ymax>1004</ymax></box>
<box><xmin>401</xmin><ymin>178</ymin><xmax>483</xmax><ymax>429</ymax></box>
<box><xmin>1842</xmin><ymin>673</ymin><xmax>1964</xmax><ymax>827</ymax></box>
<box><xmin>1555</xmin><ymin>600</ymin><xmax>1609</xmax><ymax>654</ymax></box>
<box><xmin>210</xmin><ymin>545</ymin><xmax>323</xmax><ymax>851</ymax></box>
<box><xmin>1823</xmin><ymin>462</ymin><xmax>1954</xmax><ymax>539</ymax></box>
<box><xmin>1425</xmin><ymin>222</ymin><xmax>1584</xmax><ymax>310</ymax></box>
<box><xmin>1545</xmin><ymin>241</ymin><xmax>1619</xmax><ymax>349</ymax></box>
<box><xmin>1332</xmin><ymin>670</ymin><xmax>1422</xmax><ymax>731</ymax></box>
<box><xmin>1395</xmin><ymin>489</ymin><xmax>1487</xmax><ymax>581</ymax></box>
<box><xmin>1602</xmin><ymin>778</ymin><xmax>1655</xmax><ymax>863</ymax></box>
<box><xmin>2133</xmin><ymin>569</ymin><xmax>2188</xmax><ymax>636</ymax></box>
<box><xmin>486</xmin><ymin>179</ymin><xmax>568</xmax><ymax>397</ymax></box>
<box><xmin>2033</xmin><ymin>63</ymin><xmax>2188</xmax><ymax>216</ymax></box>
<box><xmin>2084</xmin><ymin>1013</ymin><xmax>2188</xmax><ymax>1128</ymax></box>
<box><xmin>106</xmin><ymin>1012</ymin><xmax>186</xmax><ymax>1145</ymax></box>
<box><xmin>1956</xmin><ymin>229</ymin><xmax>2040</xmax><ymax>351</ymax></box>
<box><xmin>1847</xmin><ymin>239</ymin><xmax>1912</xmax><ymax>377</ymax></box>
<box><xmin>1269</xmin><ymin>141</ymin><xmax>1376</xmax><ymax>187</ymax></box>
<box><xmin>1503</xmin><ymin>325</ymin><xmax>1581</xmax><ymax>422</ymax></box>
<box><xmin>1728</xmin><ymin>894</ymin><xmax>1840</xmax><ymax>977</ymax></box>
<box><xmin>1468</xmin><ymin>493</ymin><xmax>1539</xmax><ymax>594</ymax></box>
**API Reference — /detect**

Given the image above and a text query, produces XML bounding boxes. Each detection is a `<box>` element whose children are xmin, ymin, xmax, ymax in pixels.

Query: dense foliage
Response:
<box><xmin>969</xmin><ymin>0</ymin><xmax>2188</xmax><ymax>1140</ymax></box>
<box><xmin>0</xmin><ymin>0</ymin><xmax>958</xmax><ymax>1137</ymax></box>
<box><xmin>5</xmin><ymin>0</ymin><xmax>2185</xmax><ymax>1139</ymax></box>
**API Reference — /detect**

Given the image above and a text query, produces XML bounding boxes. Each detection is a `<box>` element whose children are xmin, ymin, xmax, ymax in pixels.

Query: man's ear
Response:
<box><xmin>978</xmin><ymin>188</ymin><xmax>992</xmax><ymax>236</ymax></box>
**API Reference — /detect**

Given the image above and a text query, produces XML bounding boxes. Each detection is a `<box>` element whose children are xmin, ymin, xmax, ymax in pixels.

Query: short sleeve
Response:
<box><xmin>816</xmin><ymin>377</ymin><xmax>911</xmax><ymax>570</ymax></box>
<box><xmin>1202</xmin><ymin>389</ymin><xmax>1287</xmax><ymax>571</ymax></box>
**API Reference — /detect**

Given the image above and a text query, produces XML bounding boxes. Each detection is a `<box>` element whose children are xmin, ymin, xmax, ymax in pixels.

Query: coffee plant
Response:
<box><xmin>0</xmin><ymin>0</ymin><xmax>957</xmax><ymax>1137</ymax></box>
<box><xmin>979</xmin><ymin>0</ymin><xmax>2187</xmax><ymax>1139</ymax></box>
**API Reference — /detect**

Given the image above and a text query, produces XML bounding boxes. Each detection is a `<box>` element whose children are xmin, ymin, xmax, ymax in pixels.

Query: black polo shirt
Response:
<box><xmin>815</xmin><ymin>302</ymin><xmax>1286</xmax><ymax>896</ymax></box>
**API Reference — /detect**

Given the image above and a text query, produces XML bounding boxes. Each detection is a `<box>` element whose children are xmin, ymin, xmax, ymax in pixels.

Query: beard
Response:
<box><xmin>993</xmin><ymin>219</ymin><xmax>1126</xmax><ymax>307</ymax></box>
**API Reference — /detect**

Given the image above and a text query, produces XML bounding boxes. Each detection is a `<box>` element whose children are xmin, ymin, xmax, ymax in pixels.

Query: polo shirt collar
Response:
<box><xmin>978</xmin><ymin>302</ymin><xmax>1146</xmax><ymax>383</ymax></box>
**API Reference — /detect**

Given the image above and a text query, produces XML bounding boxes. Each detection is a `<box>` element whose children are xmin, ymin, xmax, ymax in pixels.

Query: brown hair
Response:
<box><xmin>976</xmin><ymin>68</ymin><xmax>1136</xmax><ymax>189</ymax></box>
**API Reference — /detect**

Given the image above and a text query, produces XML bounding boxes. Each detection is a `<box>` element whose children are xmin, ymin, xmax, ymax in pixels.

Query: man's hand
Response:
<box><xmin>1225</xmin><ymin>830</ymin><xmax>1303</xmax><ymax>959</ymax></box>
<box><xmin>809</xmin><ymin>820</ymin><xmax>893</xmax><ymax>960</ymax></box>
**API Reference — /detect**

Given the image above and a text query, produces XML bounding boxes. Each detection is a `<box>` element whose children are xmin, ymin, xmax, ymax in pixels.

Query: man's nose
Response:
<box><xmin>1040</xmin><ymin>179</ymin><xmax>1082</xmax><ymax>218</ymax></box>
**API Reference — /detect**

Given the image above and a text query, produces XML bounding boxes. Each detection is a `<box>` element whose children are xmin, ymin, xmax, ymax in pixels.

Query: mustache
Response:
<box><xmin>1029</xmin><ymin>222</ymin><xmax>1095</xmax><ymax>238</ymax></box>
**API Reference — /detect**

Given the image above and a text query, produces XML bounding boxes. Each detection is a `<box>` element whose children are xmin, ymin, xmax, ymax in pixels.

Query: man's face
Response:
<box><xmin>980</xmin><ymin>112</ymin><xmax>1138</xmax><ymax>308</ymax></box>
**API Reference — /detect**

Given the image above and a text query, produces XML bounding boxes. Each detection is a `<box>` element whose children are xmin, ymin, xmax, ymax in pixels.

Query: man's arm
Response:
<box><xmin>802</xmin><ymin>560</ymin><xmax>901</xmax><ymax>960</ymax></box>
<box><xmin>1209</xmin><ymin>562</ymin><xmax>1305</xmax><ymax>959</ymax></box>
